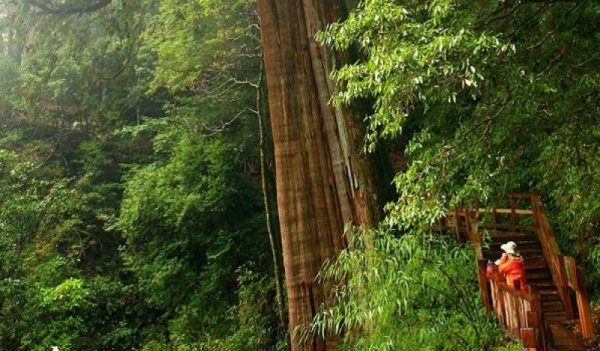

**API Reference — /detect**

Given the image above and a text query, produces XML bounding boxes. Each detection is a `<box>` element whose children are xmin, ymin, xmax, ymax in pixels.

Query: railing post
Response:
<box><xmin>528</xmin><ymin>286</ymin><xmax>547</xmax><ymax>351</ymax></box>
<box><xmin>520</xmin><ymin>327</ymin><xmax>538</xmax><ymax>351</ymax></box>
<box><xmin>452</xmin><ymin>209</ymin><xmax>460</xmax><ymax>242</ymax></box>
<box><xmin>511</xmin><ymin>291</ymin><xmax>520</xmax><ymax>337</ymax></box>
<box><xmin>478</xmin><ymin>259</ymin><xmax>492</xmax><ymax>311</ymax></box>
<box><xmin>576</xmin><ymin>266</ymin><xmax>594</xmax><ymax>338</ymax></box>
<box><xmin>556</xmin><ymin>254</ymin><xmax>575</xmax><ymax>319</ymax></box>
<box><xmin>509</xmin><ymin>194</ymin><xmax>519</xmax><ymax>232</ymax></box>
<box><xmin>492</xmin><ymin>274</ymin><xmax>506</xmax><ymax>328</ymax></box>
<box><xmin>492</xmin><ymin>207</ymin><xmax>499</xmax><ymax>234</ymax></box>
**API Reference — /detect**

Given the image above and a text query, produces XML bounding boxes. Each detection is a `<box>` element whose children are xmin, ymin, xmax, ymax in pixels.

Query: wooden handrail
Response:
<box><xmin>501</xmin><ymin>208</ymin><xmax>533</xmax><ymax>215</ymax></box>
<box><xmin>458</xmin><ymin>208</ymin><xmax>534</xmax><ymax>215</ymax></box>
<box><xmin>530</xmin><ymin>194</ymin><xmax>575</xmax><ymax>319</ymax></box>
<box><xmin>529</xmin><ymin>193</ymin><xmax>593</xmax><ymax>338</ymax></box>
<box><xmin>488</xmin><ymin>270</ymin><xmax>546</xmax><ymax>350</ymax></box>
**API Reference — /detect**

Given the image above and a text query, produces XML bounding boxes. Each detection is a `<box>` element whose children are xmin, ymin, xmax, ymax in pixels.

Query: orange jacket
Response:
<box><xmin>497</xmin><ymin>255</ymin><xmax>528</xmax><ymax>291</ymax></box>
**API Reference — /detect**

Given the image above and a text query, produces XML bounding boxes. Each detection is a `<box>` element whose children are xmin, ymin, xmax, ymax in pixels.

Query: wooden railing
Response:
<box><xmin>530</xmin><ymin>193</ymin><xmax>594</xmax><ymax>338</ymax></box>
<box><xmin>451</xmin><ymin>191</ymin><xmax>594</xmax><ymax>348</ymax></box>
<box><xmin>487</xmin><ymin>269</ymin><xmax>546</xmax><ymax>350</ymax></box>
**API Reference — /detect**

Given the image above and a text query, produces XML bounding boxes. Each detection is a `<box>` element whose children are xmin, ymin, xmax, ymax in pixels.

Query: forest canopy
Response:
<box><xmin>311</xmin><ymin>1</ymin><xmax>600</xmax><ymax>349</ymax></box>
<box><xmin>0</xmin><ymin>0</ymin><xmax>599</xmax><ymax>350</ymax></box>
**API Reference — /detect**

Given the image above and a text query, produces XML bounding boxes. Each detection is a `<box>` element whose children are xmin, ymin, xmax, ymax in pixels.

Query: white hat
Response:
<box><xmin>500</xmin><ymin>241</ymin><xmax>518</xmax><ymax>255</ymax></box>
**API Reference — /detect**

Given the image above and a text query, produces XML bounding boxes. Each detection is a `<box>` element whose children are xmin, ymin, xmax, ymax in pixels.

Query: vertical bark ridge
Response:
<box><xmin>257</xmin><ymin>1</ymin><xmax>380</xmax><ymax>350</ymax></box>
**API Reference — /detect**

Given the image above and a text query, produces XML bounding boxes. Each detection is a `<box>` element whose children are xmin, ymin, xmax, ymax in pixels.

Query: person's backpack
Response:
<box><xmin>486</xmin><ymin>260</ymin><xmax>495</xmax><ymax>278</ymax></box>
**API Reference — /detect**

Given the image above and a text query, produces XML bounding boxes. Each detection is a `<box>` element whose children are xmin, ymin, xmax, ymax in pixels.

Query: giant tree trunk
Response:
<box><xmin>257</xmin><ymin>1</ymin><xmax>380</xmax><ymax>350</ymax></box>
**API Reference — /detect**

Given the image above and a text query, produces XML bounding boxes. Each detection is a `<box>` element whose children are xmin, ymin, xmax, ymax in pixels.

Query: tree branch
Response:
<box><xmin>27</xmin><ymin>0</ymin><xmax>111</xmax><ymax>14</ymax></box>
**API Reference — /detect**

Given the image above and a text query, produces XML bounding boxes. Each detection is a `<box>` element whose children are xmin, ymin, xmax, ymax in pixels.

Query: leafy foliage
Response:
<box><xmin>3</xmin><ymin>0</ymin><xmax>600</xmax><ymax>349</ymax></box>
<box><xmin>311</xmin><ymin>0</ymin><xmax>600</xmax><ymax>349</ymax></box>
<box><xmin>117</xmin><ymin>130</ymin><xmax>268</xmax><ymax>326</ymax></box>
<box><xmin>0</xmin><ymin>0</ymin><xmax>283</xmax><ymax>350</ymax></box>
<box><xmin>321</xmin><ymin>0</ymin><xmax>600</xmax><ymax>283</ymax></box>
<box><xmin>312</xmin><ymin>229</ymin><xmax>506</xmax><ymax>351</ymax></box>
<box><xmin>0</xmin><ymin>147</ymin><xmax>140</xmax><ymax>351</ymax></box>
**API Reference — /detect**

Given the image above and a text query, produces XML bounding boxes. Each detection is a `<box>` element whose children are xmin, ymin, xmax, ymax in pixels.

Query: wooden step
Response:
<box><xmin>483</xmin><ymin>249</ymin><xmax>545</xmax><ymax>261</ymax></box>
<box><xmin>485</xmin><ymin>255</ymin><xmax>545</xmax><ymax>265</ymax></box>
<box><xmin>540</xmin><ymin>291</ymin><xmax>560</xmax><ymax>300</ymax></box>
<box><xmin>487</xmin><ymin>232</ymin><xmax>539</xmax><ymax>242</ymax></box>
<box><xmin>545</xmin><ymin>311</ymin><xmax>568</xmax><ymax>325</ymax></box>
<box><xmin>526</xmin><ymin>268</ymin><xmax>551</xmax><ymax>279</ymax></box>
<box><xmin>525</xmin><ymin>257</ymin><xmax>549</xmax><ymax>269</ymax></box>
<box><xmin>488</xmin><ymin>231</ymin><xmax>538</xmax><ymax>239</ymax></box>
<box><xmin>548</xmin><ymin>323</ymin><xmax>583</xmax><ymax>350</ymax></box>
<box><xmin>486</xmin><ymin>236</ymin><xmax>541</xmax><ymax>245</ymax></box>
<box><xmin>486</xmin><ymin>242</ymin><xmax>542</xmax><ymax>250</ymax></box>
<box><xmin>543</xmin><ymin>300</ymin><xmax>565</xmax><ymax>312</ymax></box>
<box><xmin>479</xmin><ymin>223</ymin><xmax>536</xmax><ymax>233</ymax></box>
<box><xmin>528</xmin><ymin>279</ymin><xmax>554</xmax><ymax>289</ymax></box>
<box><xmin>486</xmin><ymin>246</ymin><xmax>543</xmax><ymax>256</ymax></box>
<box><xmin>527</xmin><ymin>278</ymin><xmax>551</xmax><ymax>288</ymax></box>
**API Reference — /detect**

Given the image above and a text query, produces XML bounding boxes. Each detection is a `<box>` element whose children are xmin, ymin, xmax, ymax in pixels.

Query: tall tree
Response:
<box><xmin>257</xmin><ymin>1</ymin><xmax>382</xmax><ymax>350</ymax></box>
<box><xmin>0</xmin><ymin>0</ymin><xmax>292</xmax><ymax>349</ymax></box>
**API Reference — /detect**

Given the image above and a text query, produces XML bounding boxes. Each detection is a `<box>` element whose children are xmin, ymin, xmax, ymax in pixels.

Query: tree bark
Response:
<box><xmin>256</xmin><ymin>57</ymin><xmax>286</xmax><ymax>329</ymax></box>
<box><xmin>257</xmin><ymin>1</ymin><xmax>380</xmax><ymax>350</ymax></box>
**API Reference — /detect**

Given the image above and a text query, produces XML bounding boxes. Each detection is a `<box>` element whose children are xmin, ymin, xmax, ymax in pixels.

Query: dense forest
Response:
<box><xmin>0</xmin><ymin>0</ymin><xmax>599</xmax><ymax>350</ymax></box>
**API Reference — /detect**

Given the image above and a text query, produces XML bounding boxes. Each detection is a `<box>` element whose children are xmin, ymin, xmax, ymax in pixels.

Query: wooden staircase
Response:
<box><xmin>451</xmin><ymin>192</ymin><xmax>594</xmax><ymax>351</ymax></box>
<box><xmin>483</xmin><ymin>227</ymin><xmax>582</xmax><ymax>350</ymax></box>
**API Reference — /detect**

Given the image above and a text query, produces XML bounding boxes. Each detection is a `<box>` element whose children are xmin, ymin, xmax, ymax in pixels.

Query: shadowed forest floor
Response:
<box><xmin>570</xmin><ymin>305</ymin><xmax>600</xmax><ymax>350</ymax></box>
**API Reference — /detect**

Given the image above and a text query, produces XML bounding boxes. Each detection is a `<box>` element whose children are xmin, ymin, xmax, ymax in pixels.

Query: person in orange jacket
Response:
<box><xmin>495</xmin><ymin>241</ymin><xmax>528</xmax><ymax>291</ymax></box>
